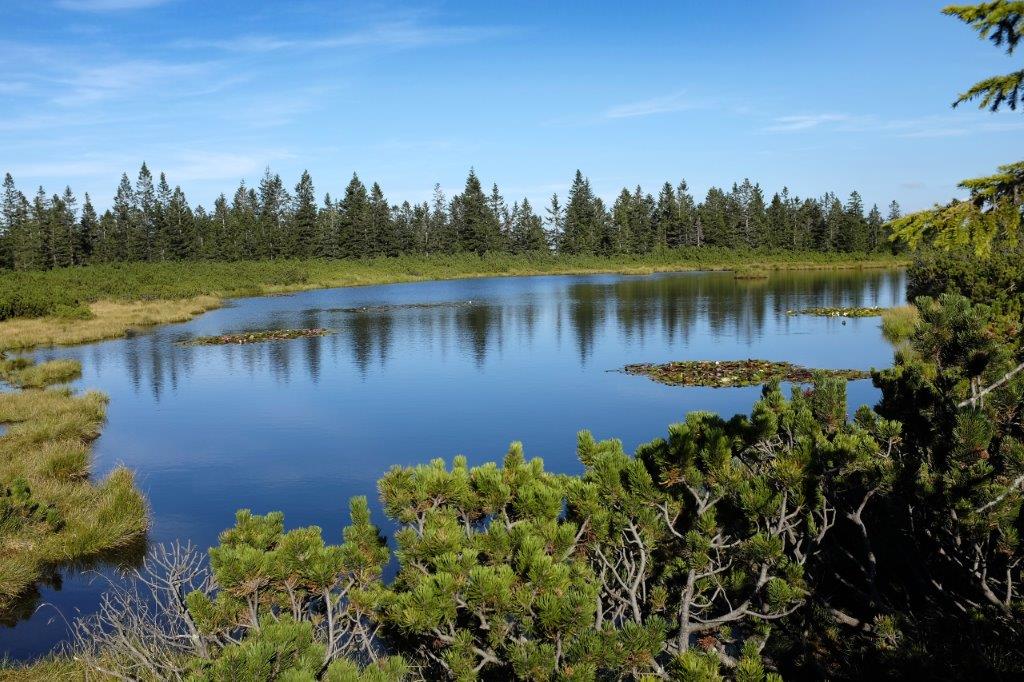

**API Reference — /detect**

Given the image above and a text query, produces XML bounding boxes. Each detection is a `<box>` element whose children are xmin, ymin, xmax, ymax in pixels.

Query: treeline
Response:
<box><xmin>0</xmin><ymin>166</ymin><xmax>900</xmax><ymax>271</ymax></box>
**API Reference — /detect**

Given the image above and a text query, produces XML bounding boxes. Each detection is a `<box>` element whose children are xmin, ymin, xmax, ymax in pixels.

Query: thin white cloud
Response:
<box><xmin>53</xmin><ymin>59</ymin><xmax>215</xmax><ymax>106</ymax></box>
<box><xmin>604</xmin><ymin>92</ymin><xmax>705</xmax><ymax>119</ymax></box>
<box><xmin>56</xmin><ymin>0</ymin><xmax>171</xmax><ymax>10</ymax></box>
<box><xmin>763</xmin><ymin>112</ymin><xmax>1024</xmax><ymax>138</ymax></box>
<box><xmin>175</xmin><ymin>21</ymin><xmax>509</xmax><ymax>53</ymax></box>
<box><xmin>9</xmin><ymin>158</ymin><xmax>127</xmax><ymax>178</ymax></box>
<box><xmin>164</xmin><ymin>151</ymin><xmax>295</xmax><ymax>182</ymax></box>
<box><xmin>763</xmin><ymin>113</ymin><xmax>851</xmax><ymax>132</ymax></box>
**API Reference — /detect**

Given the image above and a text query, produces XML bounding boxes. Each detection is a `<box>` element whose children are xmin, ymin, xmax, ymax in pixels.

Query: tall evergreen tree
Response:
<box><xmin>290</xmin><ymin>171</ymin><xmax>318</xmax><ymax>259</ymax></box>
<box><xmin>560</xmin><ymin>170</ymin><xmax>598</xmax><ymax>254</ymax></box>
<box><xmin>258</xmin><ymin>169</ymin><xmax>289</xmax><ymax>259</ymax></box>
<box><xmin>452</xmin><ymin>169</ymin><xmax>499</xmax><ymax>255</ymax></box>
<box><xmin>511</xmin><ymin>198</ymin><xmax>547</xmax><ymax>252</ymax></box>
<box><xmin>134</xmin><ymin>163</ymin><xmax>156</xmax><ymax>260</ymax></box>
<box><xmin>545</xmin><ymin>193</ymin><xmax>563</xmax><ymax>251</ymax></box>
<box><xmin>78</xmin><ymin>192</ymin><xmax>98</xmax><ymax>264</ymax></box>
<box><xmin>112</xmin><ymin>173</ymin><xmax>135</xmax><ymax>262</ymax></box>
<box><xmin>314</xmin><ymin>193</ymin><xmax>340</xmax><ymax>259</ymax></box>
<box><xmin>368</xmin><ymin>182</ymin><xmax>394</xmax><ymax>257</ymax></box>
<box><xmin>0</xmin><ymin>173</ymin><xmax>24</xmax><ymax>269</ymax></box>
<box><xmin>153</xmin><ymin>173</ymin><xmax>173</xmax><ymax>260</ymax></box>
<box><xmin>339</xmin><ymin>174</ymin><xmax>371</xmax><ymax>258</ymax></box>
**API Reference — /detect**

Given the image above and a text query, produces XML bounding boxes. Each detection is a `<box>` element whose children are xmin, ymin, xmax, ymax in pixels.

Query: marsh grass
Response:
<box><xmin>0</xmin><ymin>654</ymin><xmax>102</xmax><ymax>681</ymax></box>
<box><xmin>0</xmin><ymin>357</ymin><xmax>82</xmax><ymax>388</ymax></box>
<box><xmin>0</xmin><ymin>297</ymin><xmax>221</xmax><ymax>352</ymax></box>
<box><xmin>881</xmin><ymin>304</ymin><xmax>920</xmax><ymax>344</ymax></box>
<box><xmin>0</xmin><ymin>384</ymin><xmax>147</xmax><ymax>615</ymax></box>
<box><xmin>0</xmin><ymin>251</ymin><xmax>905</xmax><ymax>350</ymax></box>
<box><xmin>733</xmin><ymin>267</ymin><xmax>770</xmax><ymax>279</ymax></box>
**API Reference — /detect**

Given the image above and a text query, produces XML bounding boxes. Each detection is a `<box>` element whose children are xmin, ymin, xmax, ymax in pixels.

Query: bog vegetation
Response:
<box><xmin>0</xmin><ymin>357</ymin><xmax>148</xmax><ymax>618</ymax></box>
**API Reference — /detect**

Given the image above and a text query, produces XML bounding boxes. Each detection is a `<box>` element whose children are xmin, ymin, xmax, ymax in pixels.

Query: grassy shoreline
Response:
<box><xmin>0</xmin><ymin>358</ymin><xmax>148</xmax><ymax>622</ymax></box>
<box><xmin>0</xmin><ymin>250</ymin><xmax>905</xmax><ymax>351</ymax></box>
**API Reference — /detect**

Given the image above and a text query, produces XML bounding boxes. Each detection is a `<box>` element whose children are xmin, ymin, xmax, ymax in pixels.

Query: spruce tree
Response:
<box><xmin>134</xmin><ymin>163</ymin><xmax>156</xmax><ymax>260</ymax></box>
<box><xmin>154</xmin><ymin>173</ymin><xmax>173</xmax><ymax>260</ymax></box>
<box><xmin>560</xmin><ymin>170</ymin><xmax>598</xmax><ymax>254</ymax></box>
<box><xmin>611</xmin><ymin>189</ymin><xmax>634</xmax><ymax>254</ymax></box>
<box><xmin>166</xmin><ymin>187</ymin><xmax>194</xmax><ymax>260</ymax></box>
<box><xmin>545</xmin><ymin>193</ymin><xmax>563</xmax><ymax>251</ymax></box>
<box><xmin>290</xmin><ymin>171</ymin><xmax>318</xmax><ymax>259</ymax></box>
<box><xmin>368</xmin><ymin>182</ymin><xmax>394</xmax><ymax>257</ymax></box>
<box><xmin>655</xmin><ymin>182</ymin><xmax>679</xmax><ymax>251</ymax></box>
<box><xmin>511</xmin><ymin>198</ymin><xmax>547</xmax><ymax>252</ymax></box>
<box><xmin>78</xmin><ymin>192</ymin><xmax>98</xmax><ymax>264</ymax></box>
<box><xmin>0</xmin><ymin>174</ymin><xmax>23</xmax><ymax>269</ymax></box>
<box><xmin>258</xmin><ymin>170</ymin><xmax>289</xmax><ymax>259</ymax></box>
<box><xmin>314</xmin><ymin>193</ymin><xmax>340</xmax><ymax>258</ymax></box>
<box><xmin>429</xmin><ymin>183</ymin><xmax>454</xmax><ymax>254</ymax></box>
<box><xmin>112</xmin><ymin>173</ymin><xmax>135</xmax><ymax>262</ymax></box>
<box><xmin>866</xmin><ymin>203</ymin><xmax>884</xmax><ymax>251</ymax></box>
<box><xmin>50</xmin><ymin>187</ymin><xmax>77</xmax><ymax>268</ymax></box>
<box><xmin>339</xmin><ymin>173</ymin><xmax>370</xmax><ymax>258</ymax></box>
<box><xmin>452</xmin><ymin>169</ymin><xmax>499</xmax><ymax>255</ymax></box>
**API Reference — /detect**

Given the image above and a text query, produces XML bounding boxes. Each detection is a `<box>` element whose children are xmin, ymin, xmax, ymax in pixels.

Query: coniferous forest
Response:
<box><xmin>0</xmin><ymin>167</ymin><xmax>898</xmax><ymax>271</ymax></box>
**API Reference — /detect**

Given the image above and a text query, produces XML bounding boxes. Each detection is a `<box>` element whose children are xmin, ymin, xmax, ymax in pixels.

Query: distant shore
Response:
<box><xmin>0</xmin><ymin>249</ymin><xmax>906</xmax><ymax>351</ymax></box>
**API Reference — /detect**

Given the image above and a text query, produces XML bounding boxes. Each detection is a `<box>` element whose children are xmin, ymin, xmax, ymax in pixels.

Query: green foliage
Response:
<box><xmin>0</xmin><ymin>163</ymin><xmax>899</xmax><ymax>279</ymax></box>
<box><xmin>944</xmin><ymin>1</ymin><xmax>1024</xmax><ymax>111</ymax></box>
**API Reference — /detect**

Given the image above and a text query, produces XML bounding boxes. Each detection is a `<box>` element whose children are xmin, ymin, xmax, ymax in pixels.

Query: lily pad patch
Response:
<box><xmin>623</xmin><ymin>359</ymin><xmax>869</xmax><ymax>387</ymax></box>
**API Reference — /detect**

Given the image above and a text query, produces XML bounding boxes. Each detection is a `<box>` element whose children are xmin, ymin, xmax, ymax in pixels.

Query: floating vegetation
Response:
<box><xmin>623</xmin><ymin>359</ymin><xmax>870</xmax><ymax>387</ymax></box>
<box><xmin>787</xmin><ymin>306</ymin><xmax>885</xmax><ymax>318</ymax></box>
<box><xmin>182</xmin><ymin>328</ymin><xmax>331</xmax><ymax>346</ymax></box>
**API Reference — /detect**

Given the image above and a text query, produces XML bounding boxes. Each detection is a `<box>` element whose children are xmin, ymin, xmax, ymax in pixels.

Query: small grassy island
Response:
<box><xmin>181</xmin><ymin>327</ymin><xmax>331</xmax><ymax>346</ymax></box>
<box><xmin>624</xmin><ymin>359</ymin><xmax>870</xmax><ymax>387</ymax></box>
<box><xmin>0</xmin><ymin>357</ymin><xmax>148</xmax><ymax>618</ymax></box>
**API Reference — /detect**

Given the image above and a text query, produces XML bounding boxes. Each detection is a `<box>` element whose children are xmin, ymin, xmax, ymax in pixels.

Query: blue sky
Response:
<box><xmin>2</xmin><ymin>0</ymin><xmax>1023</xmax><ymax>214</ymax></box>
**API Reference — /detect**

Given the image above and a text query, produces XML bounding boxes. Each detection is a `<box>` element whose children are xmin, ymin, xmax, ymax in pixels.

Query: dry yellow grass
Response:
<box><xmin>0</xmin><ymin>296</ymin><xmax>221</xmax><ymax>352</ymax></box>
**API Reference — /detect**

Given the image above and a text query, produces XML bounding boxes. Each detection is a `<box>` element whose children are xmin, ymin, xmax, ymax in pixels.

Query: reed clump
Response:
<box><xmin>881</xmin><ymin>304</ymin><xmax>920</xmax><ymax>344</ymax></box>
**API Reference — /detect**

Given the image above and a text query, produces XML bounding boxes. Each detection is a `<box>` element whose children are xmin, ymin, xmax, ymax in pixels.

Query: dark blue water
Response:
<box><xmin>1</xmin><ymin>268</ymin><xmax>905</xmax><ymax>659</ymax></box>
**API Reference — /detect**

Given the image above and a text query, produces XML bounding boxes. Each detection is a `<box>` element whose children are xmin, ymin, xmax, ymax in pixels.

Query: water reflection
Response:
<box><xmin>44</xmin><ymin>270</ymin><xmax>904</xmax><ymax>395</ymax></box>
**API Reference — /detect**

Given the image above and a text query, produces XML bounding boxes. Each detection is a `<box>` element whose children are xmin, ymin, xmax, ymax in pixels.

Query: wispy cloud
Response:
<box><xmin>53</xmin><ymin>59</ymin><xmax>212</xmax><ymax>106</ymax></box>
<box><xmin>56</xmin><ymin>0</ymin><xmax>171</xmax><ymax>10</ymax></box>
<box><xmin>165</xmin><ymin>150</ymin><xmax>295</xmax><ymax>183</ymax></box>
<box><xmin>763</xmin><ymin>113</ymin><xmax>851</xmax><ymax>132</ymax></box>
<box><xmin>604</xmin><ymin>92</ymin><xmax>706</xmax><ymax>119</ymax></box>
<box><xmin>175</xmin><ymin>20</ymin><xmax>509</xmax><ymax>53</ymax></box>
<box><xmin>763</xmin><ymin>112</ymin><xmax>1024</xmax><ymax>138</ymax></box>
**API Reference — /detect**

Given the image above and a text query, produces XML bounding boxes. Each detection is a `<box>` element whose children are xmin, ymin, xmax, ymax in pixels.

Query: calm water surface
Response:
<box><xmin>1</xmin><ymin>268</ymin><xmax>905</xmax><ymax>659</ymax></box>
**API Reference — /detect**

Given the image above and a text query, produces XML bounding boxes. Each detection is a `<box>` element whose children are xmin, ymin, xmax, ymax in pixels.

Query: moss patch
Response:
<box><xmin>624</xmin><ymin>359</ymin><xmax>870</xmax><ymax>387</ymax></box>
<box><xmin>181</xmin><ymin>328</ymin><xmax>331</xmax><ymax>346</ymax></box>
<box><xmin>786</xmin><ymin>306</ymin><xmax>885</xmax><ymax>317</ymax></box>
